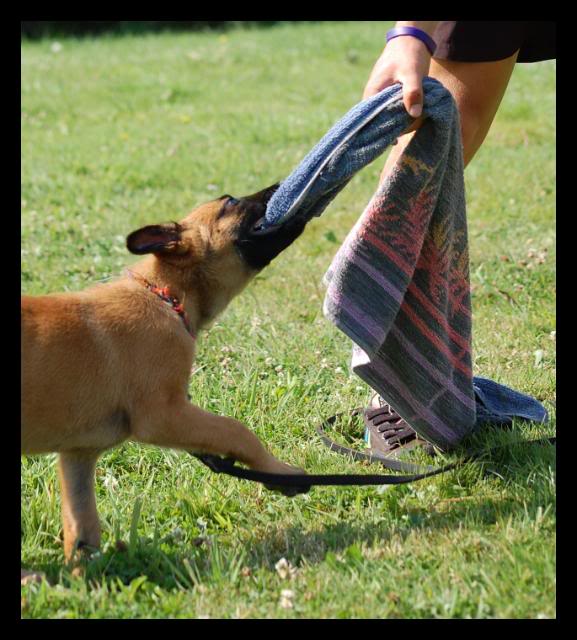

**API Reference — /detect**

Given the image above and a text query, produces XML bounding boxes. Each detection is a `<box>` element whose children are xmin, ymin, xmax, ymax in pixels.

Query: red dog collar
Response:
<box><xmin>126</xmin><ymin>270</ymin><xmax>195</xmax><ymax>339</ymax></box>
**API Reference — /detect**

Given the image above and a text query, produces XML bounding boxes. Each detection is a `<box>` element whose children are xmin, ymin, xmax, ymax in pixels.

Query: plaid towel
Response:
<box><xmin>265</xmin><ymin>79</ymin><xmax>547</xmax><ymax>449</ymax></box>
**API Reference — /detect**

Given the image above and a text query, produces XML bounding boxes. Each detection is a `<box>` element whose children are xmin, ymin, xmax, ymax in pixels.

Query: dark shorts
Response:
<box><xmin>432</xmin><ymin>21</ymin><xmax>556</xmax><ymax>63</ymax></box>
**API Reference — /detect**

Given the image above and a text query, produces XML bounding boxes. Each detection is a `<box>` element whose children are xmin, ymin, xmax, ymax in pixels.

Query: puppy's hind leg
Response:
<box><xmin>58</xmin><ymin>450</ymin><xmax>102</xmax><ymax>568</ymax></box>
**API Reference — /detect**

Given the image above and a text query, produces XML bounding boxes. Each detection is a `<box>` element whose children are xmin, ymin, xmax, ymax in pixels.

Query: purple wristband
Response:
<box><xmin>386</xmin><ymin>26</ymin><xmax>437</xmax><ymax>56</ymax></box>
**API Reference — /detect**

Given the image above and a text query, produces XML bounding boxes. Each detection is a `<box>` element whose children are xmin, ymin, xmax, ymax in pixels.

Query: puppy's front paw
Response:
<box><xmin>264</xmin><ymin>464</ymin><xmax>310</xmax><ymax>497</ymax></box>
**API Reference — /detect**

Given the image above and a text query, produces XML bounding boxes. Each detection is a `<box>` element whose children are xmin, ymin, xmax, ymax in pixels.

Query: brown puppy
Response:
<box><xmin>21</xmin><ymin>184</ymin><xmax>307</xmax><ymax>577</ymax></box>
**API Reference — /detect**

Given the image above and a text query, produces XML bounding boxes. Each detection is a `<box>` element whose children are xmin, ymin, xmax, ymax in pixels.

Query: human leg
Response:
<box><xmin>380</xmin><ymin>52</ymin><xmax>520</xmax><ymax>181</ymax></box>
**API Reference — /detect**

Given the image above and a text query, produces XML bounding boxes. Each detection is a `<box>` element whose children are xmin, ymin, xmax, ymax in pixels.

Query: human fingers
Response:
<box><xmin>362</xmin><ymin>58</ymin><xmax>396</xmax><ymax>100</ymax></box>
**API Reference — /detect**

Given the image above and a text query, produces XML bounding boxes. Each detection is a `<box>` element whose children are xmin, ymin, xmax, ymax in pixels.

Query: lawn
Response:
<box><xmin>21</xmin><ymin>21</ymin><xmax>556</xmax><ymax>619</ymax></box>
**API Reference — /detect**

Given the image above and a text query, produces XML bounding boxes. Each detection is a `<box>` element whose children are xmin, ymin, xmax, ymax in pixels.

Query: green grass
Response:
<box><xmin>21</xmin><ymin>21</ymin><xmax>556</xmax><ymax>619</ymax></box>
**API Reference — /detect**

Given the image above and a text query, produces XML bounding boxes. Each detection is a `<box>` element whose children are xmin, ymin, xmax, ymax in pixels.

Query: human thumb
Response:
<box><xmin>403</xmin><ymin>80</ymin><xmax>424</xmax><ymax>119</ymax></box>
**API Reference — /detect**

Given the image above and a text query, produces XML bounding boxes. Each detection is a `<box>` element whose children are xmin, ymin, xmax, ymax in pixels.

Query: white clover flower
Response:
<box><xmin>279</xmin><ymin>589</ymin><xmax>295</xmax><ymax>609</ymax></box>
<box><xmin>275</xmin><ymin>557</ymin><xmax>298</xmax><ymax>580</ymax></box>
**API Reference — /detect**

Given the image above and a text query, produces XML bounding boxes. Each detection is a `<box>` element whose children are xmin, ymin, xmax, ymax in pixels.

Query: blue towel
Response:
<box><xmin>264</xmin><ymin>80</ymin><xmax>450</xmax><ymax>227</ymax></box>
<box><xmin>473</xmin><ymin>377</ymin><xmax>548</xmax><ymax>427</ymax></box>
<box><xmin>264</xmin><ymin>78</ymin><xmax>548</xmax><ymax>447</ymax></box>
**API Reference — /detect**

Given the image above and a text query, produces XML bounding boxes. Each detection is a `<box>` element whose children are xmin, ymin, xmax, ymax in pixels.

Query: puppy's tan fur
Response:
<box><xmin>21</xmin><ymin>189</ymin><xmax>305</xmax><ymax>577</ymax></box>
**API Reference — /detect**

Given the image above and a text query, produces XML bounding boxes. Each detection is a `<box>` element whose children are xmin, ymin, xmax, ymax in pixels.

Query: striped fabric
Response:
<box><xmin>323</xmin><ymin>88</ymin><xmax>475</xmax><ymax>449</ymax></box>
<box><xmin>265</xmin><ymin>79</ymin><xmax>545</xmax><ymax>449</ymax></box>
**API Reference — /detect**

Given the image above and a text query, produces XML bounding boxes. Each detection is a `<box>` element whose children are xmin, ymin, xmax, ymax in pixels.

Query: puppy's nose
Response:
<box><xmin>252</xmin><ymin>217</ymin><xmax>265</xmax><ymax>232</ymax></box>
<box><xmin>249</xmin><ymin>217</ymin><xmax>282</xmax><ymax>236</ymax></box>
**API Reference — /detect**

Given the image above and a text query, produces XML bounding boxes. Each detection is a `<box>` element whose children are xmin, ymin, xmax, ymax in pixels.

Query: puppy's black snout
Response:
<box><xmin>249</xmin><ymin>216</ymin><xmax>282</xmax><ymax>236</ymax></box>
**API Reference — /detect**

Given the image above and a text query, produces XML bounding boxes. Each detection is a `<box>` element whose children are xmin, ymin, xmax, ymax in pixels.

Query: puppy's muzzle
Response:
<box><xmin>235</xmin><ymin>186</ymin><xmax>307</xmax><ymax>270</ymax></box>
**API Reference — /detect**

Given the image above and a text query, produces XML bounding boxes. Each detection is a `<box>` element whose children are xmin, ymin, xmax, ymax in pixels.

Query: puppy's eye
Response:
<box><xmin>227</xmin><ymin>197</ymin><xmax>240</xmax><ymax>206</ymax></box>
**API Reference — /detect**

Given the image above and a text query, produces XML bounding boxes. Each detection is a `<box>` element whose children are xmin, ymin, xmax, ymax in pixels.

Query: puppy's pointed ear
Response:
<box><xmin>126</xmin><ymin>222</ymin><xmax>185</xmax><ymax>256</ymax></box>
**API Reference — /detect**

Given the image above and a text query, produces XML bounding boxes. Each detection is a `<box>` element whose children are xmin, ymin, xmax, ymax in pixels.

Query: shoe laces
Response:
<box><xmin>366</xmin><ymin>405</ymin><xmax>416</xmax><ymax>445</ymax></box>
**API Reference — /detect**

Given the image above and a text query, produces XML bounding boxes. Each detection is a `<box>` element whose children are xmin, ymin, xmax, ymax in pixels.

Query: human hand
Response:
<box><xmin>362</xmin><ymin>33</ymin><xmax>433</xmax><ymax>119</ymax></box>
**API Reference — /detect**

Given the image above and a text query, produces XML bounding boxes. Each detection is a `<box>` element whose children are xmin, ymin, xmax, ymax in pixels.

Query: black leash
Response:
<box><xmin>191</xmin><ymin>411</ymin><xmax>556</xmax><ymax>490</ymax></box>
